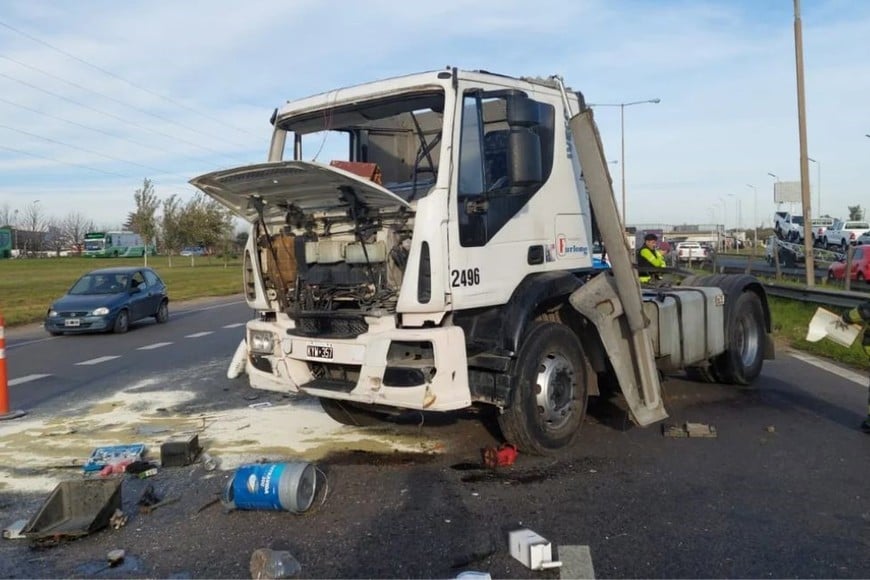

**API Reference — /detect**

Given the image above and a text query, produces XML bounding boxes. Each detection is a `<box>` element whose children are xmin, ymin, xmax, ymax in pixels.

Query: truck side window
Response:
<box><xmin>457</xmin><ymin>90</ymin><xmax>555</xmax><ymax>247</ymax></box>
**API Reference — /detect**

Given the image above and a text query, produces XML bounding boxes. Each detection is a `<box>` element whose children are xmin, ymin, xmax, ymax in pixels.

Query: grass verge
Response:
<box><xmin>0</xmin><ymin>256</ymin><xmax>242</xmax><ymax>326</ymax></box>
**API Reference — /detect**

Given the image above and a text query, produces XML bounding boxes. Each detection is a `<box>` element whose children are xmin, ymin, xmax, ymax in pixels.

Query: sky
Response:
<box><xmin>0</xmin><ymin>0</ymin><xmax>868</xmax><ymax>231</ymax></box>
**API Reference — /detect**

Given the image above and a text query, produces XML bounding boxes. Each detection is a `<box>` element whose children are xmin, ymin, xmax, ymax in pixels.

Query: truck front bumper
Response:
<box><xmin>241</xmin><ymin>319</ymin><xmax>473</xmax><ymax>412</ymax></box>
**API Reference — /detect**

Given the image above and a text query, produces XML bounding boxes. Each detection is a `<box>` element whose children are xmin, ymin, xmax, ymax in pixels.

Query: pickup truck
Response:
<box><xmin>823</xmin><ymin>220</ymin><xmax>870</xmax><ymax>250</ymax></box>
<box><xmin>676</xmin><ymin>242</ymin><xmax>709</xmax><ymax>262</ymax></box>
<box><xmin>774</xmin><ymin>211</ymin><xmax>804</xmax><ymax>242</ymax></box>
<box><xmin>811</xmin><ymin>217</ymin><xmax>835</xmax><ymax>246</ymax></box>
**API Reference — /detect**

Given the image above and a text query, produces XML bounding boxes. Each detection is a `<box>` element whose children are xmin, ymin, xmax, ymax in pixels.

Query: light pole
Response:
<box><xmin>747</xmin><ymin>184</ymin><xmax>758</xmax><ymax>249</ymax></box>
<box><xmin>586</xmin><ymin>98</ymin><xmax>661</xmax><ymax>225</ymax></box>
<box><xmin>808</xmin><ymin>157</ymin><xmax>821</xmax><ymax>216</ymax></box>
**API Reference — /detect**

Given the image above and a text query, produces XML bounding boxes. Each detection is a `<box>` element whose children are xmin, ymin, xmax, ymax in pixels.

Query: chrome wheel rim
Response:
<box><xmin>534</xmin><ymin>352</ymin><xmax>576</xmax><ymax>430</ymax></box>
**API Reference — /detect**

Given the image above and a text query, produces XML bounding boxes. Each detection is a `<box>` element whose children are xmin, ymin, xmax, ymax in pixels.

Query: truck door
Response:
<box><xmin>446</xmin><ymin>80</ymin><xmax>593</xmax><ymax>311</ymax></box>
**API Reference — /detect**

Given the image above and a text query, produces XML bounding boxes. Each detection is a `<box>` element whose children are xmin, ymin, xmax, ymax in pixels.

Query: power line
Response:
<box><xmin>0</xmin><ymin>19</ymin><xmax>260</xmax><ymax>138</ymax></box>
<box><xmin>0</xmin><ymin>122</ymin><xmax>193</xmax><ymax>180</ymax></box>
<box><xmin>0</xmin><ymin>71</ymin><xmax>249</xmax><ymax>164</ymax></box>
<box><xmin>0</xmin><ymin>143</ymin><xmax>131</xmax><ymax>178</ymax></box>
<box><xmin>0</xmin><ymin>53</ymin><xmax>254</xmax><ymax>150</ymax></box>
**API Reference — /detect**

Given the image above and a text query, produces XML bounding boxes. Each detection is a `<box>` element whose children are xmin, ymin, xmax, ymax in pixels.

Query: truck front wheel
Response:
<box><xmin>498</xmin><ymin>322</ymin><xmax>588</xmax><ymax>455</ymax></box>
<box><xmin>713</xmin><ymin>291</ymin><xmax>765</xmax><ymax>385</ymax></box>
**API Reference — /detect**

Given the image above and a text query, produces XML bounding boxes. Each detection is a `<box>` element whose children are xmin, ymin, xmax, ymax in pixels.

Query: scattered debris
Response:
<box><xmin>765</xmin><ymin>425</ymin><xmax>776</xmax><ymax>433</ymax></box>
<box><xmin>455</xmin><ymin>572</ymin><xmax>492</xmax><ymax>579</ymax></box>
<box><xmin>508</xmin><ymin>528</ymin><xmax>562</xmax><ymax>571</ymax></box>
<box><xmin>194</xmin><ymin>497</ymin><xmax>221</xmax><ymax>515</ymax></box>
<box><xmin>161</xmin><ymin>434</ymin><xmax>202</xmax><ymax>468</ymax></box>
<box><xmin>249</xmin><ymin>547</ymin><xmax>302</xmax><ymax>579</ymax></box>
<box><xmin>224</xmin><ymin>462</ymin><xmax>316</xmax><ymax>513</ymax></box>
<box><xmin>84</xmin><ymin>443</ymin><xmax>146</xmax><ymax>473</ymax></box>
<box><xmin>126</xmin><ymin>460</ymin><xmax>159</xmax><ymax>475</ymax></box>
<box><xmin>138</xmin><ymin>484</ymin><xmax>163</xmax><ymax>509</ymax></box>
<box><xmin>237</xmin><ymin>423</ymin><xmax>251</xmax><ymax>431</ymax></box>
<box><xmin>200</xmin><ymin>452</ymin><xmax>219</xmax><ymax>472</ymax></box>
<box><xmin>481</xmin><ymin>443</ymin><xmax>518</xmax><ymax>468</ymax></box>
<box><xmin>107</xmin><ymin>549</ymin><xmax>126</xmax><ymax>566</ymax></box>
<box><xmin>662</xmin><ymin>422</ymin><xmax>718</xmax><ymax>438</ymax></box>
<box><xmin>2</xmin><ymin>519</ymin><xmax>28</xmax><ymax>540</ymax></box>
<box><xmin>248</xmin><ymin>402</ymin><xmax>273</xmax><ymax>409</ymax></box>
<box><xmin>109</xmin><ymin>509</ymin><xmax>128</xmax><ymax>530</ymax></box>
<box><xmin>136</xmin><ymin>425</ymin><xmax>172</xmax><ymax>436</ymax></box>
<box><xmin>23</xmin><ymin>478</ymin><xmax>123</xmax><ymax>541</ymax></box>
<box><xmin>139</xmin><ymin>496</ymin><xmax>179</xmax><ymax>515</ymax></box>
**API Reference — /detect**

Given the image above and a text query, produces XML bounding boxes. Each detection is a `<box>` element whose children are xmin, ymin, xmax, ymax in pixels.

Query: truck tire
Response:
<box><xmin>498</xmin><ymin>322</ymin><xmax>588</xmax><ymax>455</ymax></box>
<box><xmin>712</xmin><ymin>292</ymin><xmax>765</xmax><ymax>385</ymax></box>
<box><xmin>319</xmin><ymin>398</ymin><xmax>387</xmax><ymax>427</ymax></box>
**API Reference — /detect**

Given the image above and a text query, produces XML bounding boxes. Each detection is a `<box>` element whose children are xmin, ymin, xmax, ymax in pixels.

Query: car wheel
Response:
<box><xmin>828</xmin><ymin>270</ymin><xmax>835</xmax><ymax>281</ymax></box>
<box><xmin>822</xmin><ymin>237</ymin><xmax>828</xmax><ymax>247</ymax></box>
<box><xmin>155</xmin><ymin>300</ymin><xmax>169</xmax><ymax>323</ymax></box>
<box><xmin>498</xmin><ymin>321</ymin><xmax>588</xmax><ymax>455</ymax></box>
<box><xmin>712</xmin><ymin>291</ymin><xmax>765</xmax><ymax>386</ymax></box>
<box><xmin>113</xmin><ymin>309</ymin><xmax>130</xmax><ymax>334</ymax></box>
<box><xmin>858</xmin><ymin>272</ymin><xmax>865</xmax><ymax>284</ymax></box>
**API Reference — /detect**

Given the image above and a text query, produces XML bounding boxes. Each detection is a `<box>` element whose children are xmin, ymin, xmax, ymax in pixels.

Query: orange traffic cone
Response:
<box><xmin>0</xmin><ymin>314</ymin><xmax>26</xmax><ymax>421</ymax></box>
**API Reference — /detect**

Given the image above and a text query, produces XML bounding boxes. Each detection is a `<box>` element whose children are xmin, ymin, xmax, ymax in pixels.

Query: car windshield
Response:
<box><xmin>791</xmin><ymin>216</ymin><xmax>803</xmax><ymax>225</ymax></box>
<box><xmin>69</xmin><ymin>273</ymin><xmax>129</xmax><ymax>295</ymax></box>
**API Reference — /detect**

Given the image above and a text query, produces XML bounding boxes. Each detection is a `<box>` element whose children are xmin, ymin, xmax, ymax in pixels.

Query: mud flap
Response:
<box><xmin>568</xmin><ymin>274</ymin><xmax>668</xmax><ymax>426</ymax></box>
<box><xmin>227</xmin><ymin>339</ymin><xmax>248</xmax><ymax>379</ymax></box>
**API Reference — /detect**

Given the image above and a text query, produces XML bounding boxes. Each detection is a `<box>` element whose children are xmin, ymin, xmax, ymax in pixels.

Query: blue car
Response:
<box><xmin>45</xmin><ymin>267</ymin><xmax>169</xmax><ymax>335</ymax></box>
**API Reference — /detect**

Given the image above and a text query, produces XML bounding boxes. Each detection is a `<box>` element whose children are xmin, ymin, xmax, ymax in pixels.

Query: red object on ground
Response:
<box><xmin>482</xmin><ymin>443</ymin><xmax>519</xmax><ymax>468</ymax></box>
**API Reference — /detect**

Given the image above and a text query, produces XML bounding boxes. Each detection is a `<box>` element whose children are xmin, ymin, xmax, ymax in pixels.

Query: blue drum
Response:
<box><xmin>224</xmin><ymin>462</ymin><xmax>316</xmax><ymax>513</ymax></box>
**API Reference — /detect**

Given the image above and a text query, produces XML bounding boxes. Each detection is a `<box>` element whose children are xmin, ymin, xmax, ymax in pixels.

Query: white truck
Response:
<box><xmin>192</xmin><ymin>69</ymin><xmax>774</xmax><ymax>454</ymax></box>
<box><xmin>823</xmin><ymin>219</ymin><xmax>870</xmax><ymax>251</ymax></box>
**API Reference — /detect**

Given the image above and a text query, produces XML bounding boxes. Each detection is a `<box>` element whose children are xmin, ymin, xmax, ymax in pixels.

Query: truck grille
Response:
<box><xmin>288</xmin><ymin>312</ymin><xmax>369</xmax><ymax>339</ymax></box>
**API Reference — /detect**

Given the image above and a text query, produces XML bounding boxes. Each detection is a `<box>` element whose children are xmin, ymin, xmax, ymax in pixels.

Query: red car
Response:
<box><xmin>827</xmin><ymin>246</ymin><xmax>870</xmax><ymax>282</ymax></box>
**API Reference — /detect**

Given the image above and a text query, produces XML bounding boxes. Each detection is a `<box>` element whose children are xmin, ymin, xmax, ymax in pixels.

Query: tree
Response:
<box><xmin>21</xmin><ymin>201</ymin><xmax>46</xmax><ymax>254</ymax></box>
<box><xmin>128</xmin><ymin>178</ymin><xmax>160</xmax><ymax>266</ymax></box>
<box><xmin>848</xmin><ymin>205</ymin><xmax>864</xmax><ymax>221</ymax></box>
<box><xmin>161</xmin><ymin>194</ymin><xmax>184</xmax><ymax>267</ymax></box>
<box><xmin>45</xmin><ymin>218</ymin><xmax>67</xmax><ymax>256</ymax></box>
<box><xmin>0</xmin><ymin>202</ymin><xmax>13</xmax><ymax>227</ymax></box>
<box><xmin>61</xmin><ymin>211</ymin><xmax>94</xmax><ymax>255</ymax></box>
<box><xmin>177</xmin><ymin>193</ymin><xmax>234</xmax><ymax>265</ymax></box>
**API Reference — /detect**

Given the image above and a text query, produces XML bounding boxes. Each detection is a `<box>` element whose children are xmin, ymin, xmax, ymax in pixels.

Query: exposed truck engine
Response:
<box><xmin>192</xmin><ymin>68</ymin><xmax>774</xmax><ymax>455</ymax></box>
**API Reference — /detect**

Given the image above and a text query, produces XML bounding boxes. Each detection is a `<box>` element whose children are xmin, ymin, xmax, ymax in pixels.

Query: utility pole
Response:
<box><xmin>794</xmin><ymin>0</ymin><xmax>814</xmax><ymax>286</ymax></box>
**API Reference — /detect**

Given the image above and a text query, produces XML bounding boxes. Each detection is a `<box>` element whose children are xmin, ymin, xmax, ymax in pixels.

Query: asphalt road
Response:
<box><xmin>1</xmin><ymin>296</ymin><xmax>869</xmax><ymax>579</ymax></box>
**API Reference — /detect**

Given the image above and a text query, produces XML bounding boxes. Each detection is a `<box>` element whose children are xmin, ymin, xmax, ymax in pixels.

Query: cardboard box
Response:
<box><xmin>508</xmin><ymin>528</ymin><xmax>562</xmax><ymax>570</ymax></box>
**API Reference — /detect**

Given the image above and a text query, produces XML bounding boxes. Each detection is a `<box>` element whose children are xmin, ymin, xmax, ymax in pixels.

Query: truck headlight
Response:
<box><xmin>92</xmin><ymin>307</ymin><xmax>110</xmax><ymax>316</ymax></box>
<box><xmin>249</xmin><ymin>331</ymin><xmax>274</xmax><ymax>354</ymax></box>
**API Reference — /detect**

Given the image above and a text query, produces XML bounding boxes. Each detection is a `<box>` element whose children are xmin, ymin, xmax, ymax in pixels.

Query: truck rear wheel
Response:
<box><xmin>713</xmin><ymin>291</ymin><xmax>765</xmax><ymax>385</ymax></box>
<box><xmin>498</xmin><ymin>322</ymin><xmax>588</xmax><ymax>455</ymax></box>
<box><xmin>319</xmin><ymin>398</ymin><xmax>387</xmax><ymax>427</ymax></box>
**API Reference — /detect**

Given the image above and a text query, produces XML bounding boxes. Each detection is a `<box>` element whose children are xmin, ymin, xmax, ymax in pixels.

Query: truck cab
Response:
<box><xmin>192</xmin><ymin>69</ymin><xmax>773</xmax><ymax>454</ymax></box>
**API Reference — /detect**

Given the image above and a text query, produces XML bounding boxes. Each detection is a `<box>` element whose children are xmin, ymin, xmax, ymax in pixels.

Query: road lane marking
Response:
<box><xmin>137</xmin><ymin>342</ymin><xmax>173</xmax><ymax>351</ymax></box>
<box><xmin>789</xmin><ymin>351</ymin><xmax>867</xmax><ymax>387</ymax></box>
<box><xmin>8</xmin><ymin>374</ymin><xmax>51</xmax><ymax>386</ymax></box>
<box><xmin>560</xmin><ymin>545</ymin><xmax>595</xmax><ymax>579</ymax></box>
<box><xmin>185</xmin><ymin>331</ymin><xmax>213</xmax><ymax>338</ymax></box>
<box><xmin>222</xmin><ymin>323</ymin><xmax>246</xmax><ymax>328</ymax></box>
<box><xmin>75</xmin><ymin>356</ymin><xmax>121</xmax><ymax>366</ymax></box>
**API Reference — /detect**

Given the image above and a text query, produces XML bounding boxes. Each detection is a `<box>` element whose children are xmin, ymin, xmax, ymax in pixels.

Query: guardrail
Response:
<box><xmin>761</xmin><ymin>283</ymin><xmax>867</xmax><ymax>308</ymax></box>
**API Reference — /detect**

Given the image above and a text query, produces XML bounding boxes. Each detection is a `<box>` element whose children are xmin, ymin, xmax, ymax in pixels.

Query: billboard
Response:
<box><xmin>774</xmin><ymin>181</ymin><xmax>801</xmax><ymax>204</ymax></box>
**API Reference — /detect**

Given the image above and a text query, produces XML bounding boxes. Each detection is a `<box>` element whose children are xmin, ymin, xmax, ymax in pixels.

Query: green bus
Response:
<box><xmin>0</xmin><ymin>226</ymin><xmax>11</xmax><ymax>259</ymax></box>
<box><xmin>82</xmin><ymin>231</ymin><xmax>156</xmax><ymax>257</ymax></box>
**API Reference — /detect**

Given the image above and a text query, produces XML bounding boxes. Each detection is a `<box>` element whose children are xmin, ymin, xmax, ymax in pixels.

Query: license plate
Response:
<box><xmin>306</xmin><ymin>343</ymin><xmax>333</xmax><ymax>359</ymax></box>
<box><xmin>64</xmin><ymin>318</ymin><xmax>81</xmax><ymax>327</ymax></box>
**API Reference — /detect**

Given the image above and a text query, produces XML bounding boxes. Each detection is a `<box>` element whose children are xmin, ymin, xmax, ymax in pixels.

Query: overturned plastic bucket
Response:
<box><xmin>223</xmin><ymin>462</ymin><xmax>316</xmax><ymax>513</ymax></box>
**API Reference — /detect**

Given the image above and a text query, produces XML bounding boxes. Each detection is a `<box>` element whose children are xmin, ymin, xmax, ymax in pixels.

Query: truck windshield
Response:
<box><xmin>277</xmin><ymin>90</ymin><xmax>445</xmax><ymax>201</ymax></box>
<box><xmin>84</xmin><ymin>240</ymin><xmax>104</xmax><ymax>251</ymax></box>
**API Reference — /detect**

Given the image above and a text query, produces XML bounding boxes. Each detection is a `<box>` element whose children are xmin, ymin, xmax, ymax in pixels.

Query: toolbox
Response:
<box><xmin>160</xmin><ymin>434</ymin><xmax>202</xmax><ymax>467</ymax></box>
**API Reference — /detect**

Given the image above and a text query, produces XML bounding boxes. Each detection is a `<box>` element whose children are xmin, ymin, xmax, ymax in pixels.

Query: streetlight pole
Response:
<box><xmin>586</xmin><ymin>98</ymin><xmax>661</xmax><ymax>225</ymax></box>
<box><xmin>808</xmin><ymin>157</ymin><xmax>821</xmax><ymax>216</ymax></box>
<box><xmin>746</xmin><ymin>184</ymin><xmax>758</xmax><ymax>250</ymax></box>
<box><xmin>793</xmin><ymin>0</ymin><xmax>814</xmax><ymax>286</ymax></box>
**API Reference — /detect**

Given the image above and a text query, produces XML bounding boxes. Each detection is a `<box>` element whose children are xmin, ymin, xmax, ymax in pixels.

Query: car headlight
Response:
<box><xmin>92</xmin><ymin>307</ymin><xmax>110</xmax><ymax>316</ymax></box>
<box><xmin>249</xmin><ymin>331</ymin><xmax>274</xmax><ymax>354</ymax></box>
<box><xmin>48</xmin><ymin>309</ymin><xmax>58</xmax><ymax>317</ymax></box>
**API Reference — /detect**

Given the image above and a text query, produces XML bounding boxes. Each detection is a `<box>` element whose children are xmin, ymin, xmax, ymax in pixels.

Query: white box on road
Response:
<box><xmin>508</xmin><ymin>528</ymin><xmax>562</xmax><ymax>570</ymax></box>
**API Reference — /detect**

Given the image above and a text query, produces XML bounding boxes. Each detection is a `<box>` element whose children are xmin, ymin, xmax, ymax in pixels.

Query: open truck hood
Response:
<box><xmin>189</xmin><ymin>161</ymin><xmax>412</xmax><ymax>223</ymax></box>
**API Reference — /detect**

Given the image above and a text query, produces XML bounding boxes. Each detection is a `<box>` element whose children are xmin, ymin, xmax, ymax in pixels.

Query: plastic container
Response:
<box><xmin>249</xmin><ymin>548</ymin><xmax>301</xmax><ymax>579</ymax></box>
<box><xmin>224</xmin><ymin>462</ymin><xmax>316</xmax><ymax>513</ymax></box>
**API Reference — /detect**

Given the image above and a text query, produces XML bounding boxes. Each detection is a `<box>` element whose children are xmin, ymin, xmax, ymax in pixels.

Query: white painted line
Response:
<box><xmin>137</xmin><ymin>342</ymin><xmax>173</xmax><ymax>351</ymax></box>
<box><xmin>75</xmin><ymin>355</ymin><xmax>121</xmax><ymax>366</ymax></box>
<box><xmin>789</xmin><ymin>351</ymin><xmax>868</xmax><ymax>387</ymax></box>
<box><xmin>222</xmin><ymin>322</ymin><xmax>246</xmax><ymax>328</ymax></box>
<box><xmin>185</xmin><ymin>331</ymin><xmax>213</xmax><ymax>338</ymax></box>
<box><xmin>8</xmin><ymin>374</ymin><xmax>51</xmax><ymax>386</ymax></box>
<box><xmin>560</xmin><ymin>545</ymin><xmax>595</xmax><ymax>580</ymax></box>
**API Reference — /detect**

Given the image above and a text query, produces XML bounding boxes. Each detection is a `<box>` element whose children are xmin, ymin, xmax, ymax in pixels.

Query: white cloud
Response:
<box><xmin>0</xmin><ymin>0</ymin><xmax>868</xmax><ymax>227</ymax></box>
